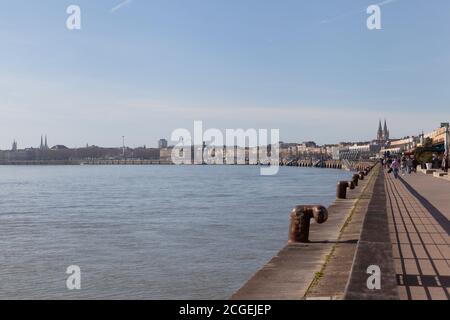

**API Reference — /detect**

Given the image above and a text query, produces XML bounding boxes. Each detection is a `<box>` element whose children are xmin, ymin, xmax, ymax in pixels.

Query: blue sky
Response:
<box><xmin>1</xmin><ymin>0</ymin><xmax>449</xmax><ymax>148</ymax></box>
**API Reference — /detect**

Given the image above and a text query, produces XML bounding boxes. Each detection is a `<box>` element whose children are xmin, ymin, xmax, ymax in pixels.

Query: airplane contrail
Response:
<box><xmin>377</xmin><ymin>0</ymin><xmax>399</xmax><ymax>6</ymax></box>
<box><xmin>111</xmin><ymin>0</ymin><xmax>133</xmax><ymax>13</ymax></box>
<box><xmin>319</xmin><ymin>0</ymin><xmax>400</xmax><ymax>25</ymax></box>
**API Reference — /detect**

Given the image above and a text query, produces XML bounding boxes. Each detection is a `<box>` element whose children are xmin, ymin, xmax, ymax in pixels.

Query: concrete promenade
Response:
<box><xmin>233</xmin><ymin>165</ymin><xmax>449</xmax><ymax>300</ymax></box>
<box><xmin>385</xmin><ymin>171</ymin><xmax>450</xmax><ymax>300</ymax></box>
<box><xmin>231</xmin><ymin>166</ymin><xmax>378</xmax><ymax>300</ymax></box>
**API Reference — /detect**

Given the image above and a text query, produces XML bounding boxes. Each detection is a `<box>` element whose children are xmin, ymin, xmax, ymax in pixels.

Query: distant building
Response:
<box><xmin>51</xmin><ymin>145</ymin><xmax>69</xmax><ymax>150</ymax></box>
<box><xmin>158</xmin><ymin>139</ymin><xmax>168</xmax><ymax>149</ymax></box>
<box><xmin>377</xmin><ymin>120</ymin><xmax>390</xmax><ymax>143</ymax></box>
<box><xmin>40</xmin><ymin>135</ymin><xmax>49</xmax><ymax>150</ymax></box>
<box><xmin>160</xmin><ymin>147</ymin><xmax>174</xmax><ymax>163</ymax></box>
<box><xmin>334</xmin><ymin>141</ymin><xmax>381</xmax><ymax>160</ymax></box>
<box><xmin>331</xmin><ymin>146</ymin><xmax>342</xmax><ymax>160</ymax></box>
<box><xmin>415</xmin><ymin>123</ymin><xmax>449</xmax><ymax>151</ymax></box>
<box><xmin>11</xmin><ymin>140</ymin><xmax>17</xmax><ymax>152</ymax></box>
<box><xmin>302</xmin><ymin>141</ymin><xmax>317</xmax><ymax>148</ymax></box>
<box><xmin>381</xmin><ymin>137</ymin><xmax>416</xmax><ymax>156</ymax></box>
<box><xmin>296</xmin><ymin>143</ymin><xmax>324</xmax><ymax>157</ymax></box>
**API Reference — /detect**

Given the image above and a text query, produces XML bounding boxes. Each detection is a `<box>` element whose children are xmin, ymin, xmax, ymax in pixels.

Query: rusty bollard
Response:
<box><xmin>288</xmin><ymin>205</ymin><xmax>328</xmax><ymax>243</ymax></box>
<box><xmin>348</xmin><ymin>181</ymin><xmax>355</xmax><ymax>190</ymax></box>
<box><xmin>359</xmin><ymin>171</ymin><xmax>365</xmax><ymax>180</ymax></box>
<box><xmin>336</xmin><ymin>181</ymin><xmax>350</xmax><ymax>199</ymax></box>
<box><xmin>352</xmin><ymin>174</ymin><xmax>359</xmax><ymax>187</ymax></box>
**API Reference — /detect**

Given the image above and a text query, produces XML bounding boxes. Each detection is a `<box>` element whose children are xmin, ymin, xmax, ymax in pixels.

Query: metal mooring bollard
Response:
<box><xmin>352</xmin><ymin>174</ymin><xmax>359</xmax><ymax>186</ymax></box>
<box><xmin>336</xmin><ymin>181</ymin><xmax>350</xmax><ymax>199</ymax></box>
<box><xmin>348</xmin><ymin>181</ymin><xmax>355</xmax><ymax>190</ymax></box>
<box><xmin>359</xmin><ymin>171</ymin><xmax>365</xmax><ymax>180</ymax></box>
<box><xmin>288</xmin><ymin>205</ymin><xmax>328</xmax><ymax>243</ymax></box>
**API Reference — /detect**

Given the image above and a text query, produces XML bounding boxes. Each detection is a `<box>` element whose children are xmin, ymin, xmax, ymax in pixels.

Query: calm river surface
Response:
<box><xmin>0</xmin><ymin>165</ymin><xmax>350</xmax><ymax>299</ymax></box>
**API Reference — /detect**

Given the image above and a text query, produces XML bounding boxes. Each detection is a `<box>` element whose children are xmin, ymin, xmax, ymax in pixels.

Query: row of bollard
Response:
<box><xmin>336</xmin><ymin>165</ymin><xmax>374</xmax><ymax>199</ymax></box>
<box><xmin>288</xmin><ymin>164</ymin><xmax>376</xmax><ymax>243</ymax></box>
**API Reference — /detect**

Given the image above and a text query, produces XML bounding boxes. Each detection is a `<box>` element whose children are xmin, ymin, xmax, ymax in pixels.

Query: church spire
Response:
<box><xmin>12</xmin><ymin>140</ymin><xmax>17</xmax><ymax>151</ymax></box>
<box><xmin>45</xmin><ymin>135</ymin><xmax>48</xmax><ymax>149</ymax></box>
<box><xmin>383</xmin><ymin>120</ymin><xmax>389</xmax><ymax>140</ymax></box>
<box><xmin>377</xmin><ymin>120</ymin><xmax>383</xmax><ymax>141</ymax></box>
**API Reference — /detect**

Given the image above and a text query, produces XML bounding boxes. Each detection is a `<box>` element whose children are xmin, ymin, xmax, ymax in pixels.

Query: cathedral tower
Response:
<box><xmin>383</xmin><ymin>120</ymin><xmax>389</xmax><ymax>141</ymax></box>
<box><xmin>376</xmin><ymin>119</ymin><xmax>390</xmax><ymax>143</ymax></box>
<box><xmin>377</xmin><ymin>120</ymin><xmax>383</xmax><ymax>142</ymax></box>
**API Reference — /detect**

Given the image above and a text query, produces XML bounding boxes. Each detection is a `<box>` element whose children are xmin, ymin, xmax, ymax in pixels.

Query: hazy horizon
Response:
<box><xmin>1</xmin><ymin>0</ymin><xmax>449</xmax><ymax>149</ymax></box>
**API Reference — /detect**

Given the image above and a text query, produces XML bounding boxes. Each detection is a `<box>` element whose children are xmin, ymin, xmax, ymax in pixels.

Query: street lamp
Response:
<box><xmin>443</xmin><ymin>123</ymin><xmax>449</xmax><ymax>172</ymax></box>
<box><xmin>444</xmin><ymin>124</ymin><xmax>449</xmax><ymax>155</ymax></box>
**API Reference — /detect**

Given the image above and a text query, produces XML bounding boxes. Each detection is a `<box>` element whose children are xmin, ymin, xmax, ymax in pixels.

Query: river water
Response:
<box><xmin>0</xmin><ymin>165</ymin><xmax>350</xmax><ymax>299</ymax></box>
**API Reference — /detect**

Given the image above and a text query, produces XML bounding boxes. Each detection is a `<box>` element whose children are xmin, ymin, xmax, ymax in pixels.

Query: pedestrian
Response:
<box><xmin>406</xmin><ymin>156</ymin><xmax>413</xmax><ymax>174</ymax></box>
<box><xmin>400</xmin><ymin>155</ymin><xmax>407</xmax><ymax>176</ymax></box>
<box><xmin>391</xmin><ymin>158</ymin><xmax>400</xmax><ymax>179</ymax></box>
<box><xmin>442</xmin><ymin>153</ymin><xmax>449</xmax><ymax>173</ymax></box>
<box><xmin>432</xmin><ymin>154</ymin><xmax>439</xmax><ymax>169</ymax></box>
<box><xmin>386</xmin><ymin>158</ymin><xmax>393</xmax><ymax>171</ymax></box>
<box><xmin>412</xmin><ymin>157</ymin><xmax>418</xmax><ymax>173</ymax></box>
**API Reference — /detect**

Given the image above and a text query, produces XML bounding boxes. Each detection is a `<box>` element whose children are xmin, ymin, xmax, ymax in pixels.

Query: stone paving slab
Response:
<box><xmin>305</xmin><ymin>167</ymin><xmax>378</xmax><ymax>299</ymax></box>
<box><xmin>344</xmin><ymin>169</ymin><xmax>399</xmax><ymax>300</ymax></box>
<box><xmin>385</xmin><ymin>170</ymin><xmax>450</xmax><ymax>300</ymax></box>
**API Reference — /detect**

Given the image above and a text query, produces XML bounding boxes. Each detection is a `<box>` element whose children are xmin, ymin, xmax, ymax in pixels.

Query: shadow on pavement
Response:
<box><xmin>398</xmin><ymin>177</ymin><xmax>450</xmax><ymax>236</ymax></box>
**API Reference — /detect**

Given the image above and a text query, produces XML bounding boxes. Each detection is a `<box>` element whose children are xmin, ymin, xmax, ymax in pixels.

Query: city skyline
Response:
<box><xmin>0</xmin><ymin>116</ymin><xmax>439</xmax><ymax>150</ymax></box>
<box><xmin>0</xmin><ymin>118</ymin><xmax>422</xmax><ymax>150</ymax></box>
<box><xmin>1</xmin><ymin>0</ymin><xmax>449</xmax><ymax>149</ymax></box>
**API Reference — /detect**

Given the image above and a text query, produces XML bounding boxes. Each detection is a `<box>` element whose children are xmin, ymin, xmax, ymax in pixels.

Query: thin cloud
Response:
<box><xmin>111</xmin><ymin>0</ymin><xmax>133</xmax><ymax>13</ymax></box>
<box><xmin>377</xmin><ymin>0</ymin><xmax>398</xmax><ymax>6</ymax></box>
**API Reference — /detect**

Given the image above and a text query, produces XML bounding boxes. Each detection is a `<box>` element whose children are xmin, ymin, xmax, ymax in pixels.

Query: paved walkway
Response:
<box><xmin>385</xmin><ymin>171</ymin><xmax>450</xmax><ymax>300</ymax></box>
<box><xmin>305</xmin><ymin>167</ymin><xmax>378</xmax><ymax>299</ymax></box>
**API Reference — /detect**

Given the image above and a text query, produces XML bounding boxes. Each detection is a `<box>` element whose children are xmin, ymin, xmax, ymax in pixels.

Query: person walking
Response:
<box><xmin>406</xmin><ymin>156</ymin><xmax>413</xmax><ymax>174</ymax></box>
<box><xmin>442</xmin><ymin>153</ymin><xmax>449</xmax><ymax>173</ymax></box>
<box><xmin>432</xmin><ymin>154</ymin><xmax>439</xmax><ymax>169</ymax></box>
<box><xmin>400</xmin><ymin>155</ymin><xmax>407</xmax><ymax>176</ymax></box>
<box><xmin>412</xmin><ymin>156</ymin><xmax>418</xmax><ymax>173</ymax></box>
<box><xmin>391</xmin><ymin>158</ymin><xmax>400</xmax><ymax>179</ymax></box>
<box><xmin>387</xmin><ymin>157</ymin><xmax>392</xmax><ymax>168</ymax></box>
